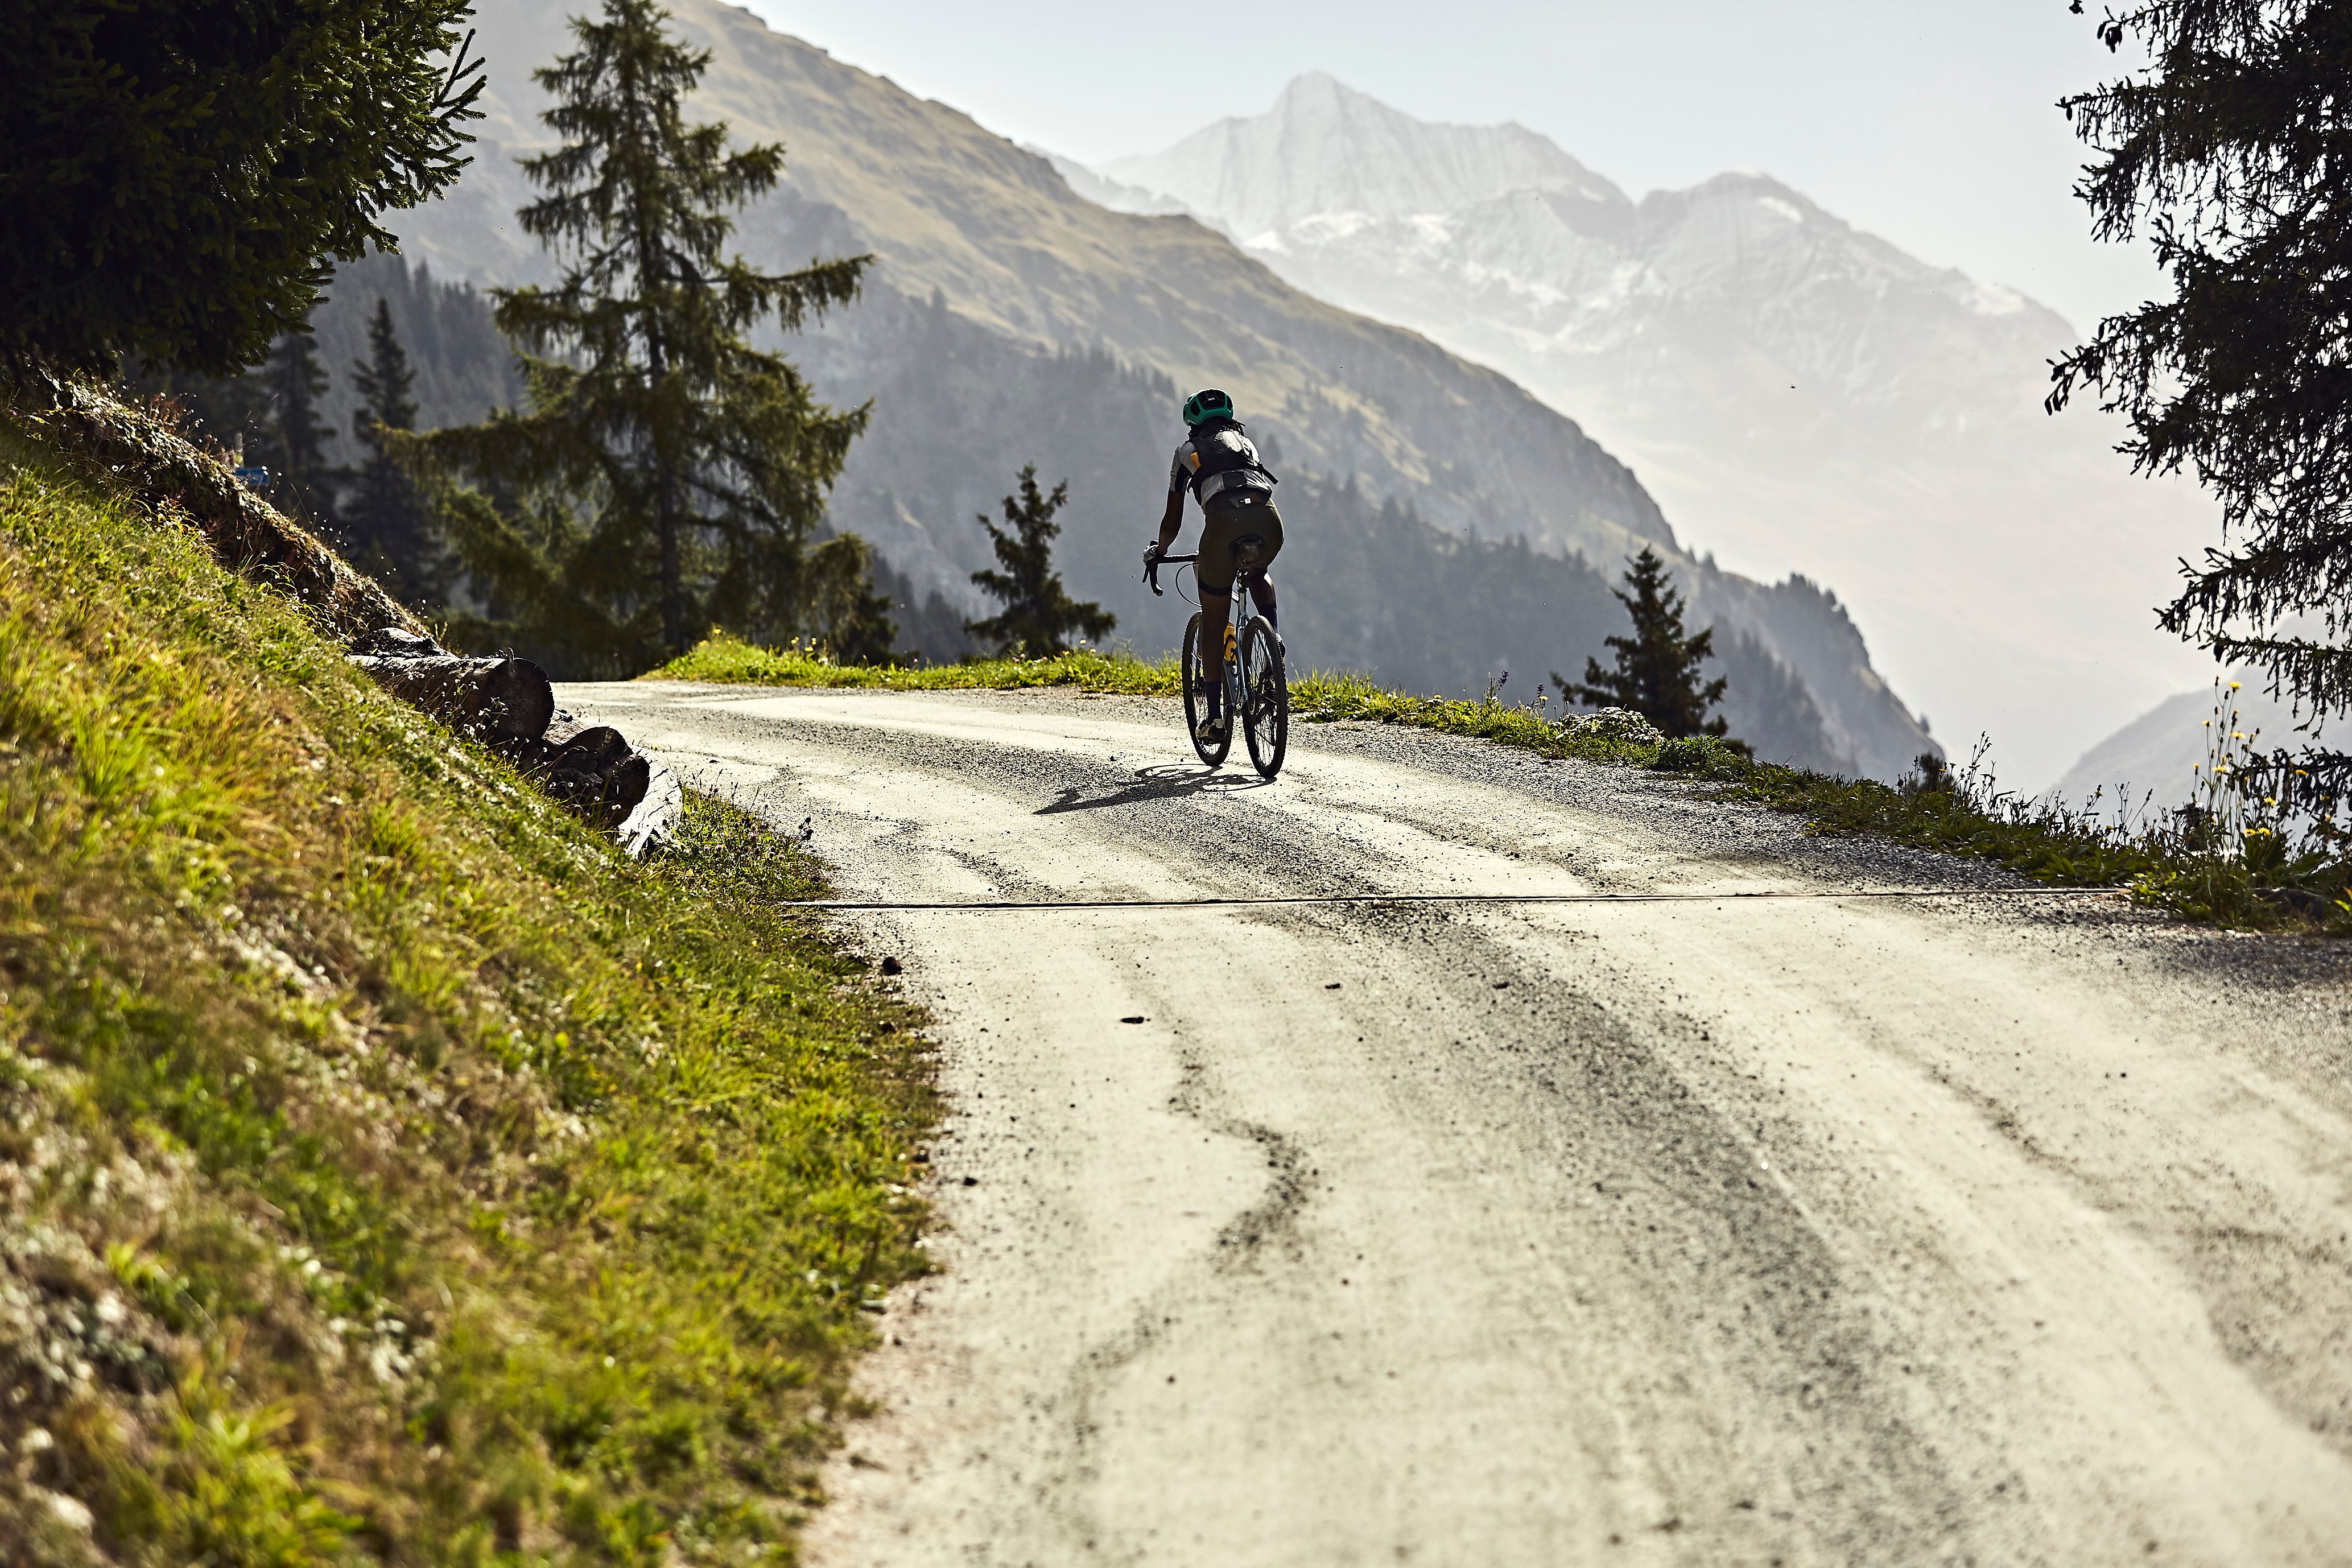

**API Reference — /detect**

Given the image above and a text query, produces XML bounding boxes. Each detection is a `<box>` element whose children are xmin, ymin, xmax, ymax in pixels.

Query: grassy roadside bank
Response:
<box><xmin>648</xmin><ymin>636</ymin><xmax>2349</xmax><ymax>933</ymax></box>
<box><xmin>647</xmin><ymin>639</ymin><xmax>1656</xmax><ymax>766</ymax></box>
<box><xmin>0</xmin><ymin>447</ymin><xmax>934</xmax><ymax>1564</ymax></box>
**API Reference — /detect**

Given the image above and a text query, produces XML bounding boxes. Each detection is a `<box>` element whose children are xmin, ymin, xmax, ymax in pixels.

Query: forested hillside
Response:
<box><xmin>381</xmin><ymin>0</ymin><xmax>1933</xmax><ymax>776</ymax></box>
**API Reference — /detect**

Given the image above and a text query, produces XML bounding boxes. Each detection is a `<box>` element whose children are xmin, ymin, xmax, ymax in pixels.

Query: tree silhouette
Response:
<box><xmin>3</xmin><ymin>1</ymin><xmax>481</xmax><ymax>376</ymax></box>
<box><xmin>965</xmin><ymin>466</ymin><xmax>1113</xmax><ymax>655</ymax></box>
<box><xmin>804</xmin><ymin>533</ymin><xmax>898</xmax><ymax>665</ymax></box>
<box><xmin>344</xmin><ymin>298</ymin><xmax>445</xmax><ymax>603</ymax></box>
<box><xmin>403</xmin><ymin>0</ymin><xmax>871</xmax><ymax>670</ymax></box>
<box><xmin>2049</xmin><ymin>0</ymin><xmax>2352</xmax><ymax>729</ymax></box>
<box><xmin>255</xmin><ymin>330</ymin><xmax>338</xmax><ymax>526</ymax></box>
<box><xmin>1557</xmin><ymin>547</ymin><xmax>1729</xmax><ymax>738</ymax></box>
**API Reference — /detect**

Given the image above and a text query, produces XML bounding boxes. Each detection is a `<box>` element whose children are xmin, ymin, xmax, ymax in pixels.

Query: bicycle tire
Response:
<box><xmin>1240</xmin><ymin>616</ymin><xmax>1288</xmax><ymax>779</ymax></box>
<box><xmin>1181</xmin><ymin>612</ymin><xmax>1232</xmax><ymax>768</ymax></box>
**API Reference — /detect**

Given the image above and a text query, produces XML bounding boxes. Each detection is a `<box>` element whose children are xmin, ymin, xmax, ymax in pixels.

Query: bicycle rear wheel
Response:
<box><xmin>1181</xmin><ymin>612</ymin><xmax>1232</xmax><ymax>768</ymax></box>
<box><xmin>1240</xmin><ymin>616</ymin><xmax>1288</xmax><ymax>779</ymax></box>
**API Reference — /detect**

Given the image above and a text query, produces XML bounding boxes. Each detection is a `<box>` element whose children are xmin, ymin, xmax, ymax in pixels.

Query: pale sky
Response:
<box><xmin>740</xmin><ymin>0</ymin><xmax>2164</xmax><ymax>336</ymax></box>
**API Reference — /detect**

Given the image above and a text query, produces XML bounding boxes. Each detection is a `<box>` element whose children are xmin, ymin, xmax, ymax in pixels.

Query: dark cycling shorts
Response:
<box><xmin>1197</xmin><ymin>497</ymin><xmax>1284</xmax><ymax>594</ymax></box>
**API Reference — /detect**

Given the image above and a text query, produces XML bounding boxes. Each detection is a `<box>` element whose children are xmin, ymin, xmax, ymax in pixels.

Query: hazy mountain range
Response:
<box><xmin>1074</xmin><ymin>73</ymin><xmax>2221</xmax><ymax>789</ymax></box>
<box><xmin>377</xmin><ymin>0</ymin><xmax>1938</xmax><ymax>777</ymax></box>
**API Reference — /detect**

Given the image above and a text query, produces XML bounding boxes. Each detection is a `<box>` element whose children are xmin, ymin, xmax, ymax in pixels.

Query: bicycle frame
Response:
<box><xmin>1144</xmin><ymin>547</ymin><xmax>1259</xmax><ymax>716</ymax></box>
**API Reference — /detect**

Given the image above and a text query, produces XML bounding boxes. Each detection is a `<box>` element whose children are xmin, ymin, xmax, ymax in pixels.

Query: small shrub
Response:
<box><xmin>1559</xmin><ymin>707</ymin><xmax>1666</xmax><ymax>747</ymax></box>
<box><xmin>1904</xmin><ymin>750</ymin><xmax>1954</xmax><ymax>795</ymax></box>
<box><xmin>1650</xmin><ymin>735</ymin><xmax>1749</xmax><ymax>778</ymax></box>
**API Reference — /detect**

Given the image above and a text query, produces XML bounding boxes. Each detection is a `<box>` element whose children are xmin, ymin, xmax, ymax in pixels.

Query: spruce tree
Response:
<box><xmin>344</xmin><ymin>298</ymin><xmax>445</xmax><ymax>604</ymax></box>
<box><xmin>2049</xmin><ymin>1</ymin><xmax>2352</xmax><ymax>730</ymax></box>
<box><xmin>965</xmin><ymin>466</ymin><xmax>1114</xmax><ymax>656</ymax></box>
<box><xmin>1557</xmin><ymin>547</ymin><xmax>1729</xmax><ymax>738</ymax></box>
<box><xmin>405</xmin><ymin>0</ymin><xmax>871</xmax><ymax>670</ymax></box>
<box><xmin>255</xmin><ymin>330</ymin><xmax>337</xmax><ymax>525</ymax></box>
<box><xmin>2</xmin><ymin>2</ymin><xmax>481</xmax><ymax>377</ymax></box>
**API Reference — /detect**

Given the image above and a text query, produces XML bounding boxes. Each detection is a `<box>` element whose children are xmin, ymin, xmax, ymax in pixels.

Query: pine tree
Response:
<box><xmin>345</xmin><ymin>298</ymin><xmax>445</xmax><ymax>604</ymax></box>
<box><xmin>403</xmin><ymin>0</ymin><xmax>871</xmax><ymax>671</ymax></box>
<box><xmin>2048</xmin><ymin>1</ymin><xmax>2352</xmax><ymax>729</ymax></box>
<box><xmin>3</xmin><ymin>2</ymin><xmax>481</xmax><ymax>377</ymax></box>
<box><xmin>1557</xmin><ymin>547</ymin><xmax>1729</xmax><ymax>738</ymax></box>
<box><xmin>255</xmin><ymin>330</ymin><xmax>337</xmax><ymax>525</ymax></box>
<box><xmin>965</xmin><ymin>466</ymin><xmax>1114</xmax><ymax>656</ymax></box>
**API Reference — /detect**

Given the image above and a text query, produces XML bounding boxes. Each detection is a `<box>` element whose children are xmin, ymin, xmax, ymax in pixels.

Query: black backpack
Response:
<box><xmin>1188</xmin><ymin>419</ymin><xmax>1278</xmax><ymax>504</ymax></box>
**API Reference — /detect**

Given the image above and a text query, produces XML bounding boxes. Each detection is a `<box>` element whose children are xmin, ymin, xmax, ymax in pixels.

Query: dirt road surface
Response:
<box><xmin>565</xmin><ymin>682</ymin><xmax>2352</xmax><ymax>1567</ymax></box>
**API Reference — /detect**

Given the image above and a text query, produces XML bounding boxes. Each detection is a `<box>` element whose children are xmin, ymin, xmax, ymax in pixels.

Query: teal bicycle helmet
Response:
<box><xmin>1183</xmin><ymin>387</ymin><xmax>1235</xmax><ymax>426</ymax></box>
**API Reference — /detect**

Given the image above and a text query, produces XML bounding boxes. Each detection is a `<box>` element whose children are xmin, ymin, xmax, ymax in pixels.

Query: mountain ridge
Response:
<box><xmin>399</xmin><ymin>2</ymin><xmax>1679</xmax><ymax>568</ymax></box>
<box><xmin>1076</xmin><ymin>73</ymin><xmax>2219</xmax><ymax>788</ymax></box>
<box><xmin>1101</xmin><ymin>73</ymin><xmax>1621</xmax><ymax>241</ymax></box>
<box><xmin>386</xmin><ymin>0</ymin><xmax>1933</xmax><ymax>777</ymax></box>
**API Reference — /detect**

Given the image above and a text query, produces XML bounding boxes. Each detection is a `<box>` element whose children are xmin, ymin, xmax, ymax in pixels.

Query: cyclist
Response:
<box><xmin>1144</xmin><ymin>388</ymin><xmax>1284</xmax><ymax>744</ymax></box>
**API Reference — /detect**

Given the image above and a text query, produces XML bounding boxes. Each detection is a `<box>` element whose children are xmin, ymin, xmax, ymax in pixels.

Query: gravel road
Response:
<box><xmin>564</xmin><ymin>681</ymin><xmax>2352</xmax><ymax>1567</ymax></box>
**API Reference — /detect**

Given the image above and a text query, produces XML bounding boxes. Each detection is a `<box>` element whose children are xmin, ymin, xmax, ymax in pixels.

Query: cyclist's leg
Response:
<box><xmin>1244</xmin><ymin>571</ymin><xmax>1277</xmax><ymax>630</ymax></box>
<box><xmin>1241</xmin><ymin>502</ymin><xmax>1284</xmax><ymax>630</ymax></box>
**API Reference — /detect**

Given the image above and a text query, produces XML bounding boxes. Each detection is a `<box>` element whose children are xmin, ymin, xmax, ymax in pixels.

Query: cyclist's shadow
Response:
<box><xmin>1035</xmin><ymin>763</ymin><xmax>1272</xmax><ymax>816</ymax></box>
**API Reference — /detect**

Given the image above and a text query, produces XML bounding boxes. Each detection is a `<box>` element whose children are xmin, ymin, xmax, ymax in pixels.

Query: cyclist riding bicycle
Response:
<box><xmin>1144</xmin><ymin>388</ymin><xmax>1284</xmax><ymax>744</ymax></box>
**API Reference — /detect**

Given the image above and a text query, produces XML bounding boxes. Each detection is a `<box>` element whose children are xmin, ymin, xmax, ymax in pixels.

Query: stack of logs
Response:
<box><xmin>349</xmin><ymin>629</ymin><xmax>680</xmax><ymax>855</ymax></box>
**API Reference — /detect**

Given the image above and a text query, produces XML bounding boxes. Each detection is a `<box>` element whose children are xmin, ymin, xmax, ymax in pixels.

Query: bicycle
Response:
<box><xmin>1145</xmin><ymin>538</ymin><xmax>1288</xmax><ymax>779</ymax></box>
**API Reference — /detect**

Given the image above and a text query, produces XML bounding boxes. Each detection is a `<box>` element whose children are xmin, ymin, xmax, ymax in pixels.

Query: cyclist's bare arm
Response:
<box><xmin>1150</xmin><ymin>486</ymin><xmax>1185</xmax><ymax>560</ymax></box>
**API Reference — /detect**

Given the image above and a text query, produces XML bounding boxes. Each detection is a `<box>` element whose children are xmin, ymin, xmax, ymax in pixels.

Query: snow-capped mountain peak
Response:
<box><xmin>1079</xmin><ymin>82</ymin><xmax>2217</xmax><ymax>788</ymax></box>
<box><xmin>1100</xmin><ymin>72</ymin><xmax>1624</xmax><ymax>238</ymax></box>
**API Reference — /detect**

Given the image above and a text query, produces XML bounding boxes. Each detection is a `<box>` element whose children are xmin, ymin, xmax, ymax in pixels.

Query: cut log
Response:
<box><xmin>543</xmin><ymin>717</ymin><xmax>633</xmax><ymax>774</ymax></box>
<box><xmin>618</xmin><ymin>761</ymin><xmax>682</xmax><ymax>858</ymax></box>
<box><xmin>353</xmin><ymin>626</ymin><xmax>442</xmax><ymax>659</ymax></box>
<box><xmin>352</xmin><ymin>654</ymin><xmax>555</xmax><ymax>741</ymax></box>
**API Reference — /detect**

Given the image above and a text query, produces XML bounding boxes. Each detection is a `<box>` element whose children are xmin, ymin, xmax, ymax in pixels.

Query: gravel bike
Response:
<box><xmin>1145</xmin><ymin>539</ymin><xmax>1288</xmax><ymax>779</ymax></box>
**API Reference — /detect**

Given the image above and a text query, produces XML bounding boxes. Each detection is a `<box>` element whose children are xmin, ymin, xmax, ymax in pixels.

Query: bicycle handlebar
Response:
<box><xmin>1143</xmin><ymin>550</ymin><xmax>1199</xmax><ymax>597</ymax></box>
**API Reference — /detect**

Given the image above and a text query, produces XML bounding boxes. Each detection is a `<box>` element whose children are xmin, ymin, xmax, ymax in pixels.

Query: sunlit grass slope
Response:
<box><xmin>0</xmin><ymin>445</ymin><xmax>933</xmax><ymax>1565</ymax></box>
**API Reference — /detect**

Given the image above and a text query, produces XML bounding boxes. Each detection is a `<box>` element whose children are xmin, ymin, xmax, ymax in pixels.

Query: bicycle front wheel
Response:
<box><xmin>1240</xmin><ymin>616</ymin><xmax>1288</xmax><ymax>779</ymax></box>
<box><xmin>1181</xmin><ymin>612</ymin><xmax>1232</xmax><ymax>768</ymax></box>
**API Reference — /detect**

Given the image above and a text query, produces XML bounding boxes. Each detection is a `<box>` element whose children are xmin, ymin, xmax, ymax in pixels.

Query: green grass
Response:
<box><xmin>651</xmin><ymin>632</ymin><xmax>2350</xmax><ymax>932</ymax></box>
<box><xmin>649</xmin><ymin>641</ymin><xmax>1655</xmax><ymax>764</ymax></box>
<box><xmin>1286</xmin><ymin>672</ymin><xmax>1666</xmax><ymax>764</ymax></box>
<box><xmin>648</xmin><ymin>632</ymin><xmax>1182</xmax><ymax>695</ymax></box>
<box><xmin>1723</xmin><ymin>752</ymin><xmax>2351</xmax><ymax>930</ymax></box>
<box><xmin>0</xmin><ymin>440</ymin><xmax>935</xmax><ymax>1565</ymax></box>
